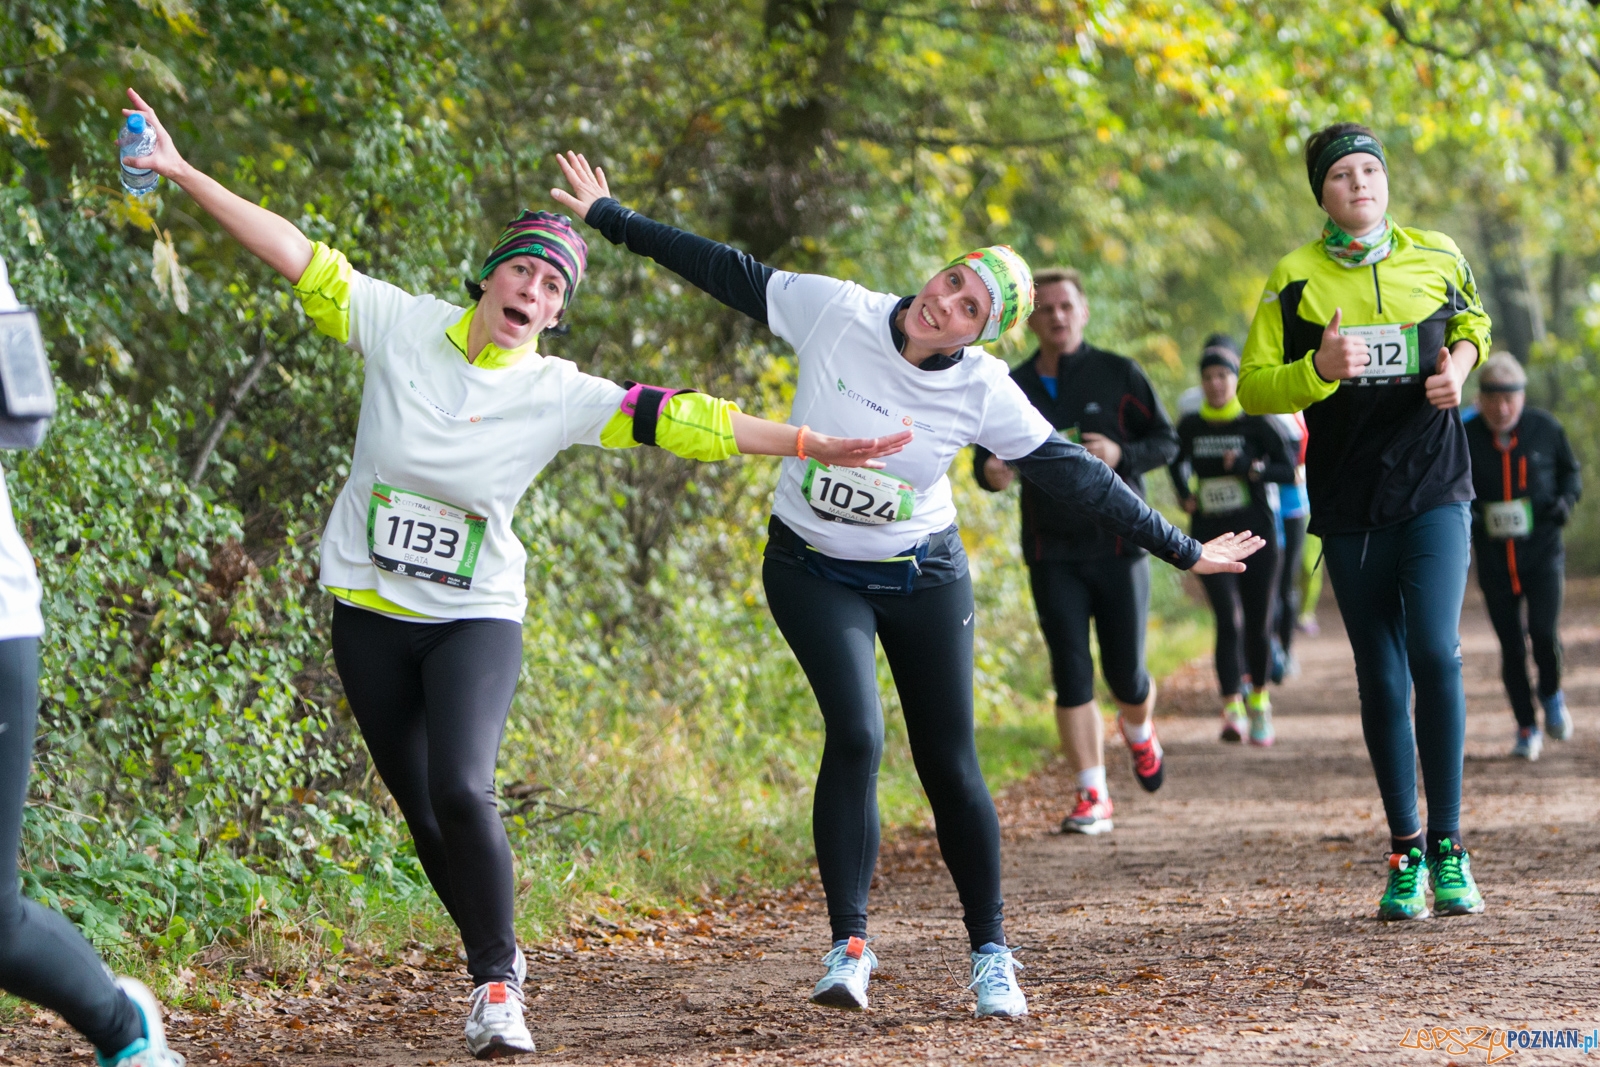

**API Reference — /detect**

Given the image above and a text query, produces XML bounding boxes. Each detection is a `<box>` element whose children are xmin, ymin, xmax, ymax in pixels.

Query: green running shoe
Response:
<box><xmin>1428</xmin><ymin>840</ymin><xmax>1485</xmax><ymax>916</ymax></box>
<box><xmin>1377</xmin><ymin>847</ymin><xmax>1430</xmax><ymax>921</ymax></box>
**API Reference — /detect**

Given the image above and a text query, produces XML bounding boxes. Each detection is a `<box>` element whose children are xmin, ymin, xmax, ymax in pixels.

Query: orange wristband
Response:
<box><xmin>796</xmin><ymin>425</ymin><xmax>809</xmax><ymax>462</ymax></box>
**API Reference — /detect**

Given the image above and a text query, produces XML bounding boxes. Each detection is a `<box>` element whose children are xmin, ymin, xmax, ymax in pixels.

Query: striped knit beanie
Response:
<box><xmin>478</xmin><ymin>210</ymin><xmax>588</xmax><ymax>306</ymax></box>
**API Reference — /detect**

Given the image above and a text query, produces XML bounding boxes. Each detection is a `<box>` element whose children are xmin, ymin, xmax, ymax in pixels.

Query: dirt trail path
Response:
<box><xmin>8</xmin><ymin>583</ymin><xmax>1600</xmax><ymax>1066</ymax></box>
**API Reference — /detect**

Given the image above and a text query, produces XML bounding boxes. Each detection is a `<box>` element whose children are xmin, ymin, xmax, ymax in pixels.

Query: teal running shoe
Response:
<box><xmin>1543</xmin><ymin>691</ymin><xmax>1572</xmax><ymax>741</ymax></box>
<box><xmin>1377</xmin><ymin>847</ymin><xmax>1430</xmax><ymax>921</ymax></box>
<box><xmin>1428</xmin><ymin>840</ymin><xmax>1485</xmax><ymax>916</ymax></box>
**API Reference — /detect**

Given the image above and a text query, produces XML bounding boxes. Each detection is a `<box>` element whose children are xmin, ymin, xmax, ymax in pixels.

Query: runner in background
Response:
<box><xmin>1465</xmin><ymin>353</ymin><xmax>1580</xmax><ymax>759</ymax></box>
<box><xmin>553</xmin><ymin>154</ymin><xmax>1262</xmax><ymax>1018</ymax></box>
<box><xmin>1268</xmin><ymin>410</ymin><xmax>1310</xmax><ymax>680</ymax></box>
<box><xmin>0</xmin><ymin>257</ymin><xmax>185</xmax><ymax>1067</ymax></box>
<box><xmin>972</xmin><ymin>269</ymin><xmax>1180</xmax><ymax>837</ymax></box>
<box><xmin>1172</xmin><ymin>339</ymin><xmax>1295</xmax><ymax>744</ymax></box>
<box><xmin>1238</xmin><ymin>122</ymin><xmax>1492</xmax><ymax>922</ymax></box>
<box><xmin>121</xmin><ymin>89</ymin><xmax>907</xmax><ymax>1059</ymax></box>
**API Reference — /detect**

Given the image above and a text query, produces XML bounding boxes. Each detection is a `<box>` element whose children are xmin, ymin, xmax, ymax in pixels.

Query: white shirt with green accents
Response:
<box><xmin>294</xmin><ymin>243</ymin><xmax>737</xmax><ymax>621</ymax></box>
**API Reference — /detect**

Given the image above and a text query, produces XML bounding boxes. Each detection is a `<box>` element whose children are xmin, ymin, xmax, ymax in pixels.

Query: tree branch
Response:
<box><xmin>1381</xmin><ymin>2</ymin><xmax>1487</xmax><ymax>61</ymax></box>
<box><xmin>188</xmin><ymin>331</ymin><xmax>277</xmax><ymax>486</ymax></box>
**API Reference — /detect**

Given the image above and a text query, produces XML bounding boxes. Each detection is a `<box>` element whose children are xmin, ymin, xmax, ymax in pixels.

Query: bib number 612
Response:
<box><xmin>802</xmin><ymin>460</ymin><xmax>915</xmax><ymax>526</ymax></box>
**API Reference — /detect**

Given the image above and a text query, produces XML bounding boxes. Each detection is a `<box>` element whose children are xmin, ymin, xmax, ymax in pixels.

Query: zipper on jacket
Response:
<box><xmin>1371</xmin><ymin>263</ymin><xmax>1383</xmax><ymax>315</ymax></box>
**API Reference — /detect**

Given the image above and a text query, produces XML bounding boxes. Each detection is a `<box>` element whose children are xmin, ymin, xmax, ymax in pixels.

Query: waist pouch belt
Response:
<box><xmin>766</xmin><ymin>514</ymin><xmax>945</xmax><ymax>596</ymax></box>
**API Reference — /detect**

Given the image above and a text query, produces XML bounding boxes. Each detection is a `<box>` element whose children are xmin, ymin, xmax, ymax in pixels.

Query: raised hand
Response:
<box><xmin>1190</xmin><ymin>530</ymin><xmax>1266</xmax><ymax>575</ymax></box>
<box><xmin>982</xmin><ymin>453</ymin><xmax>1015</xmax><ymax>491</ymax></box>
<box><xmin>1312</xmin><ymin>308</ymin><xmax>1370</xmax><ymax>382</ymax></box>
<box><xmin>806</xmin><ymin>429</ymin><xmax>914</xmax><ymax>470</ymax></box>
<box><xmin>550</xmin><ymin>151</ymin><xmax>612</xmax><ymax>223</ymax></box>
<box><xmin>1425</xmin><ymin>344</ymin><xmax>1469</xmax><ymax>410</ymax></box>
<box><xmin>121</xmin><ymin>88</ymin><xmax>190</xmax><ymax>179</ymax></box>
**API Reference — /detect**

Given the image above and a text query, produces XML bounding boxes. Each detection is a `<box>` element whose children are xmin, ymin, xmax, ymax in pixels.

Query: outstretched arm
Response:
<box><xmin>121</xmin><ymin>88</ymin><xmax>313</xmax><ymax>283</ymax></box>
<box><xmin>1009</xmin><ymin>434</ymin><xmax>1263</xmax><ymax>574</ymax></box>
<box><xmin>552</xmin><ymin>152</ymin><xmax>774</xmax><ymax>324</ymax></box>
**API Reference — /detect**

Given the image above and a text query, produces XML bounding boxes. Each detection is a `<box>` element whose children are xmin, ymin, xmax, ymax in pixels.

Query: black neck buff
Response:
<box><xmin>1310</xmin><ymin>132</ymin><xmax>1387</xmax><ymax>205</ymax></box>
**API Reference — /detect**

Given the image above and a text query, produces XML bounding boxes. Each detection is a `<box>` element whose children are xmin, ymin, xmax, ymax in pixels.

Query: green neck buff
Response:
<box><xmin>1322</xmin><ymin>215</ymin><xmax>1396</xmax><ymax>269</ymax></box>
<box><xmin>1200</xmin><ymin>397</ymin><xmax>1243</xmax><ymax>423</ymax></box>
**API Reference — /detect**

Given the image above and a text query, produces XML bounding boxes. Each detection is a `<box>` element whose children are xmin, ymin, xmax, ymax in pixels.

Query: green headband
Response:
<box><xmin>1310</xmin><ymin>132</ymin><xmax>1386</xmax><ymax>204</ymax></box>
<box><xmin>944</xmin><ymin>245</ymin><xmax>1035</xmax><ymax>344</ymax></box>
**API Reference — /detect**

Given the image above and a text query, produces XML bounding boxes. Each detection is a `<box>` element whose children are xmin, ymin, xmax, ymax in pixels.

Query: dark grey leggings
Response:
<box><xmin>0</xmin><ymin>638</ymin><xmax>141</xmax><ymax>1057</ymax></box>
<box><xmin>330</xmin><ymin>603</ymin><xmax>524</xmax><ymax>986</ymax></box>
<box><xmin>762</xmin><ymin>560</ymin><xmax>1004</xmax><ymax>951</ymax></box>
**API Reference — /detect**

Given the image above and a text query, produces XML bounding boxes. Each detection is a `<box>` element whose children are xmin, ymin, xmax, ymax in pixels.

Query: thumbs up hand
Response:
<box><xmin>1312</xmin><ymin>308</ymin><xmax>1370</xmax><ymax>382</ymax></box>
<box><xmin>1426</xmin><ymin>343</ymin><xmax>1470</xmax><ymax>410</ymax></box>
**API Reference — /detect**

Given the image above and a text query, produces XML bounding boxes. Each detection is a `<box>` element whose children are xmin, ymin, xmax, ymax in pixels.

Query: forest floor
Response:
<box><xmin>7</xmin><ymin>580</ymin><xmax>1600</xmax><ymax>1067</ymax></box>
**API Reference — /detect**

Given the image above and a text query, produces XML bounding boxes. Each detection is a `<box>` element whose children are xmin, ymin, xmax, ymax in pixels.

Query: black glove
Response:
<box><xmin>1552</xmin><ymin>497</ymin><xmax>1574</xmax><ymax>527</ymax></box>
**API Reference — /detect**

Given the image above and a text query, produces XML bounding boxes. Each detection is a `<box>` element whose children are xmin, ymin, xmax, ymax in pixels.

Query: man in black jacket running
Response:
<box><xmin>1466</xmin><ymin>353</ymin><xmax>1581</xmax><ymax>760</ymax></box>
<box><xmin>974</xmin><ymin>268</ymin><xmax>1179</xmax><ymax>835</ymax></box>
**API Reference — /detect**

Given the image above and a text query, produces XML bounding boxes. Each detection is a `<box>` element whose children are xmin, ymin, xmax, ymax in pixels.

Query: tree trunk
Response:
<box><xmin>1476</xmin><ymin>211</ymin><xmax>1545</xmax><ymax>364</ymax></box>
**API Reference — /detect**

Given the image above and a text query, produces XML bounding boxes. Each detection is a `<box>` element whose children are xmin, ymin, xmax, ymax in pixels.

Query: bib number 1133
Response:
<box><xmin>802</xmin><ymin>460</ymin><xmax>915</xmax><ymax>526</ymax></box>
<box><xmin>367</xmin><ymin>483</ymin><xmax>486</xmax><ymax>588</ymax></box>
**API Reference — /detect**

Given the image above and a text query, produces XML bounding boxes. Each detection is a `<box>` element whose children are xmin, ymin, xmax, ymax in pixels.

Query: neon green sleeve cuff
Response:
<box><xmin>1238</xmin><ymin>354</ymin><xmax>1338</xmax><ymax>415</ymax></box>
<box><xmin>293</xmin><ymin>242</ymin><xmax>354</xmax><ymax>343</ymax></box>
<box><xmin>598</xmin><ymin>393</ymin><xmax>741</xmax><ymax>462</ymax></box>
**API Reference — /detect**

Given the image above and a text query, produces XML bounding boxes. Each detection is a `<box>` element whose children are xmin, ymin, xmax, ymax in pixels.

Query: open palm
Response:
<box><xmin>551</xmin><ymin>151</ymin><xmax>611</xmax><ymax>223</ymax></box>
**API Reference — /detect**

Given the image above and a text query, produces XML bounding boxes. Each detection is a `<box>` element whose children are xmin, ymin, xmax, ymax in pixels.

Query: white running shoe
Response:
<box><xmin>969</xmin><ymin>945</ymin><xmax>1028</xmax><ymax>1018</ymax></box>
<box><xmin>1510</xmin><ymin>725</ymin><xmax>1543</xmax><ymax>761</ymax></box>
<box><xmin>809</xmin><ymin>936</ymin><xmax>877</xmax><ymax>1010</ymax></box>
<box><xmin>512</xmin><ymin>945</ymin><xmax>526</xmax><ymax>988</ymax></box>
<box><xmin>465</xmin><ymin>981</ymin><xmax>535</xmax><ymax>1059</ymax></box>
<box><xmin>97</xmin><ymin>978</ymin><xmax>185</xmax><ymax>1067</ymax></box>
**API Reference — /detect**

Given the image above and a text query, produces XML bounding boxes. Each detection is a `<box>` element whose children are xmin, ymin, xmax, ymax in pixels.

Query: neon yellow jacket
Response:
<box><xmin>1237</xmin><ymin>227</ymin><xmax>1491</xmax><ymax>535</ymax></box>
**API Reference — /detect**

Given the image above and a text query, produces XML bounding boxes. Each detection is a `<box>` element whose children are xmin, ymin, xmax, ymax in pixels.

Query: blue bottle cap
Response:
<box><xmin>126</xmin><ymin>113</ymin><xmax>146</xmax><ymax>132</ymax></box>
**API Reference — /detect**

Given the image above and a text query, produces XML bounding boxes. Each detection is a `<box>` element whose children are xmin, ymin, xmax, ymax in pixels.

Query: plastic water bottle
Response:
<box><xmin>118</xmin><ymin>114</ymin><xmax>159</xmax><ymax>196</ymax></box>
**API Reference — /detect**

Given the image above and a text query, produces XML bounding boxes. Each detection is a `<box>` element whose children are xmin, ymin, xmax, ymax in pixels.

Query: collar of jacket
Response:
<box><xmin>444</xmin><ymin>305</ymin><xmax>539</xmax><ymax>370</ymax></box>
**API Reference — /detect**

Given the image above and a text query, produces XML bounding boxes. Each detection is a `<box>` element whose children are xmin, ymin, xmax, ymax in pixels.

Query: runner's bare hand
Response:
<box><xmin>1312</xmin><ymin>308</ymin><xmax>1369</xmax><ymax>382</ymax></box>
<box><xmin>1189</xmin><ymin>530</ymin><xmax>1266</xmax><ymax>575</ymax></box>
<box><xmin>806</xmin><ymin>430</ymin><xmax>913</xmax><ymax>470</ymax></box>
<box><xmin>120</xmin><ymin>88</ymin><xmax>188</xmax><ymax>178</ymax></box>
<box><xmin>551</xmin><ymin>151</ymin><xmax>612</xmax><ymax>222</ymax></box>
<box><xmin>983</xmin><ymin>453</ymin><xmax>1015</xmax><ymax>491</ymax></box>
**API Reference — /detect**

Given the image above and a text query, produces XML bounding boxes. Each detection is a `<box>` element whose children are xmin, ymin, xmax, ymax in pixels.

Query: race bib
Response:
<box><xmin>802</xmin><ymin>461</ymin><xmax>915</xmax><ymax>526</ymax></box>
<box><xmin>1484</xmin><ymin>499</ymin><xmax>1533</xmax><ymax>540</ymax></box>
<box><xmin>1342</xmin><ymin>322</ymin><xmax>1420</xmax><ymax>379</ymax></box>
<box><xmin>367</xmin><ymin>483</ymin><xmax>487</xmax><ymax>588</ymax></box>
<box><xmin>1197</xmin><ymin>476</ymin><xmax>1250</xmax><ymax>513</ymax></box>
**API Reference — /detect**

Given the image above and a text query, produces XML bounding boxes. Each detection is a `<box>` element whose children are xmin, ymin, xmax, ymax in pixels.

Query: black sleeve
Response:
<box><xmin>585</xmin><ymin>198</ymin><xmax>775</xmax><ymax>324</ymax></box>
<box><xmin>1117</xmin><ymin>365</ymin><xmax>1181</xmax><ymax>476</ymax></box>
<box><xmin>1167</xmin><ymin>424</ymin><xmax>1194</xmax><ymax>504</ymax></box>
<box><xmin>1253</xmin><ymin>419</ymin><xmax>1299</xmax><ymax>485</ymax></box>
<box><xmin>1556</xmin><ymin>424</ymin><xmax>1582</xmax><ymax>506</ymax></box>
<box><xmin>972</xmin><ymin>444</ymin><xmax>1002</xmax><ymax>492</ymax></box>
<box><xmin>1012</xmin><ymin>433</ymin><xmax>1203</xmax><ymax>569</ymax></box>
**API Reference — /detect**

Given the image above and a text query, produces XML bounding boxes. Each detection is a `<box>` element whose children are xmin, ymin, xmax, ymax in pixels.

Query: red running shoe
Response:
<box><xmin>1061</xmin><ymin>788</ymin><xmax>1114</xmax><ymax>835</ymax></box>
<box><xmin>1119</xmin><ymin>717</ymin><xmax>1165</xmax><ymax>793</ymax></box>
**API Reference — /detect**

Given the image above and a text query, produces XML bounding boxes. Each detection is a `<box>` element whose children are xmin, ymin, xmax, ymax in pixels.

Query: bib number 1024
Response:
<box><xmin>802</xmin><ymin>460</ymin><xmax>915</xmax><ymax>526</ymax></box>
<box><xmin>366</xmin><ymin>483</ymin><xmax>487</xmax><ymax>588</ymax></box>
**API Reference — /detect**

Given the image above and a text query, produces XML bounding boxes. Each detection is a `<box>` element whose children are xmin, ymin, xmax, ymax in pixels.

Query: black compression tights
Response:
<box><xmin>0</xmin><ymin>638</ymin><xmax>142</xmax><ymax>1057</ymax></box>
<box><xmin>331</xmin><ymin>603</ymin><xmax>524</xmax><ymax>985</ymax></box>
<box><xmin>1200</xmin><ymin>537</ymin><xmax>1282</xmax><ymax>696</ymax></box>
<box><xmin>762</xmin><ymin>561</ymin><xmax>1004</xmax><ymax>951</ymax></box>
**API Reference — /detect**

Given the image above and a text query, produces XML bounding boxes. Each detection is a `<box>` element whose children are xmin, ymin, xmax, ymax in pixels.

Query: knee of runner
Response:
<box><xmin>823</xmin><ymin>722</ymin><xmax>884</xmax><ymax>764</ymax></box>
<box><xmin>429</xmin><ymin>781</ymin><xmax>500</xmax><ymax>825</ymax></box>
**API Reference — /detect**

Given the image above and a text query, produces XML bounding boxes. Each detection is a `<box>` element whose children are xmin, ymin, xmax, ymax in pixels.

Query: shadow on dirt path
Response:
<box><xmin>8</xmin><ymin>580</ymin><xmax>1599</xmax><ymax>1066</ymax></box>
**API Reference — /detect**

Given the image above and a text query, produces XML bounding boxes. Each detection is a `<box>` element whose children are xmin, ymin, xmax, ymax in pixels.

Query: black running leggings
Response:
<box><xmin>1200</xmin><ymin>537</ymin><xmax>1282</xmax><ymax>697</ymax></box>
<box><xmin>762</xmin><ymin>560</ymin><xmax>1004</xmax><ymax>951</ymax></box>
<box><xmin>1276</xmin><ymin>515</ymin><xmax>1308</xmax><ymax>654</ymax></box>
<box><xmin>0</xmin><ymin>638</ymin><xmax>142</xmax><ymax>1058</ymax></box>
<box><xmin>1478</xmin><ymin>552</ymin><xmax>1564</xmax><ymax>730</ymax></box>
<box><xmin>1027</xmin><ymin>556</ymin><xmax>1152</xmax><ymax>708</ymax></box>
<box><xmin>331</xmin><ymin>603</ymin><xmax>524</xmax><ymax>986</ymax></box>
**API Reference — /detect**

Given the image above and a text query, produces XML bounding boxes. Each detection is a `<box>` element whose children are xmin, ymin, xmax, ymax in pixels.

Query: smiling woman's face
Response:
<box><xmin>904</xmin><ymin>264</ymin><xmax>992</xmax><ymax>351</ymax></box>
<box><xmin>1320</xmin><ymin>152</ymin><xmax>1389</xmax><ymax>235</ymax></box>
<box><xmin>479</xmin><ymin>255</ymin><xmax>567</xmax><ymax>350</ymax></box>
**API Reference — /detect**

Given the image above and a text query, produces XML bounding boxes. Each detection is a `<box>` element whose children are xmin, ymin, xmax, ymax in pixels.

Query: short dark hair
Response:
<box><xmin>1304</xmin><ymin>122</ymin><xmax>1380</xmax><ymax>189</ymax></box>
<box><xmin>1033</xmin><ymin>267</ymin><xmax>1084</xmax><ymax>296</ymax></box>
